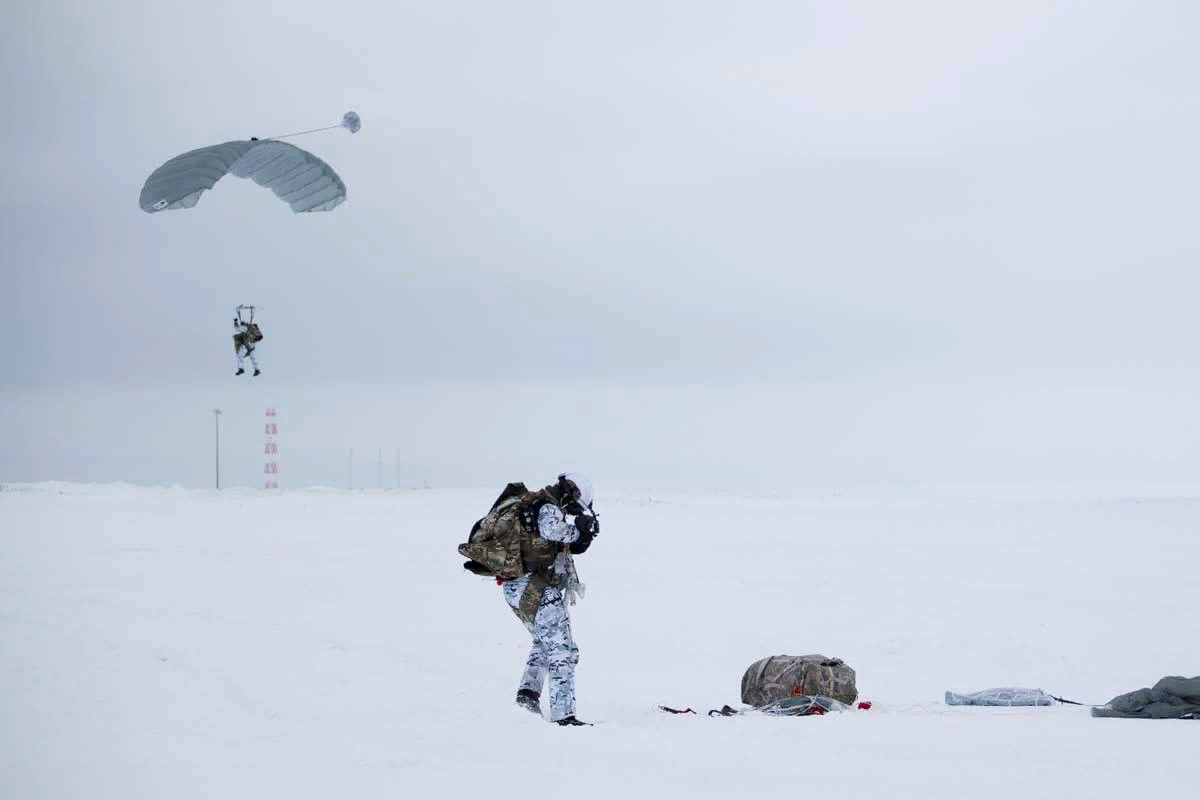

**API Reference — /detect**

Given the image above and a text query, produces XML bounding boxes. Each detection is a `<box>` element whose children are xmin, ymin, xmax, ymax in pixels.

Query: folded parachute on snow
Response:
<box><xmin>139</xmin><ymin>111</ymin><xmax>361</xmax><ymax>214</ymax></box>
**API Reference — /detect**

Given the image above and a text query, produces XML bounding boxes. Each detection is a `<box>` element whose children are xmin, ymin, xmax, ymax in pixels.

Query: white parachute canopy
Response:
<box><xmin>139</xmin><ymin>111</ymin><xmax>361</xmax><ymax>214</ymax></box>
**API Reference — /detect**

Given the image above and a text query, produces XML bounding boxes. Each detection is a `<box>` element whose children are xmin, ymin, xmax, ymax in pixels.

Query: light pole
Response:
<box><xmin>213</xmin><ymin>409</ymin><xmax>222</xmax><ymax>489</ymax></box>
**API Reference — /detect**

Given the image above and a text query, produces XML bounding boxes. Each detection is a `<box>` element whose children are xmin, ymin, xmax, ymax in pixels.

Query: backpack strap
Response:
<box><xmin>518</xmin><ymin>488</ymin><xmax>559</xmax><ymax>532</ymax></box>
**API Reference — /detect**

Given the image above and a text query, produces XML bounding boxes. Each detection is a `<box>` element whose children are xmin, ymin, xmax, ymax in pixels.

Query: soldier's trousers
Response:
<box><xmin>236</xmin><ymin>344</ymin><xmax>259</xmax><ymax>371</ymax></box>
<box><xmin>502</xmin><ymin>581</ymin><xmax>578</xmax><ymax>721</ymax></box>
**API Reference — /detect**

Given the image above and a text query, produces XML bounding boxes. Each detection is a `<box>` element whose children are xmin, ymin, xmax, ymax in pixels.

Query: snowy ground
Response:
<box><xmin>2</xmin><ymin>480</ymin><xmax>1197</xmax><ymax>799</ymax></box>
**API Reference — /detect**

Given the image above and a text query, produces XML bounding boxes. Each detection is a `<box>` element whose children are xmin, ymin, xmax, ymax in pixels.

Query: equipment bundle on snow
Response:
<box><xmin>660</xmin><ymin>654</ymin><xmax>866</xmax><ymax>718</ymax></box>
<box><xmin>1091</xmin><ymin>675</ymin><xmax>1200</xmax><ymax>719</ymax></box>
<box><xmin>945</xmin><ymin>688</ymin><xmax>1058</xmax><ymax>706</ymax></box>
<box><xmin>459</xmin><ymin>482</ymin><xmax>560</xmax><ymax>580</ymax></box>
<box><xmin>742</xmin><ymin>654</ymin><xmax>859</xmax><ymax>708</ymax></box>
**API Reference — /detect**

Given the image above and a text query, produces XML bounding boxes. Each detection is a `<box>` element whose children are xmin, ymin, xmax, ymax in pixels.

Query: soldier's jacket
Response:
<box><xmin>502</xmin><ymin>504</ymin><xmax>584</xmax><ymax>623</ymax></box>
<box><xmin>741</xmin><ymin>654</ymin><xmax>858</xmax><ymax>707</ymax></box>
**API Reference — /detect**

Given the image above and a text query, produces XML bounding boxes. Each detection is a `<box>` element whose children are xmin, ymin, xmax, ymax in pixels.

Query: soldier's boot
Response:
<box><xmin>235</xmin><ymin>368</ymin><xmax>245</xmax><ymax>376</ymax></box>
<box><xmin>516</xmin><ymin>689</ymin><xmax>541</xmax><ymax>715</ymax></box>
<box><xmin>253</xmin><ymin>369</ymin><xmax>261</xmax><ymax>377</ymax></box>
<box><xmin>554</xmin><ymin>715</ymin><xmax>591</xmax><ymax>726</ymax></box>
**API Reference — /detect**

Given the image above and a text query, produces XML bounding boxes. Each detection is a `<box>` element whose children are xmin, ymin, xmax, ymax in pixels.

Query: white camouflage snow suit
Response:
<box><xmin>501</xmin><ymin>503</ymin><xmax>586</xmax><ymax>723</ymax></box>
<box><xmin>233</xmin><ymin>320</ymin><xmax>260</xmax><ymax>372</ymax></box>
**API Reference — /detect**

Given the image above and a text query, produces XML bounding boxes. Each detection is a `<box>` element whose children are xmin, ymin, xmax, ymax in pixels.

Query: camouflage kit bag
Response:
<box><xmin>741</xmin><ymin>654</ymin><xmax>858</xmax><ymax>707</ymax></box>
<box><xmin>458</xmin><ymin>482</ymin><xmax>558</xmax><ymax>580</ymax></box>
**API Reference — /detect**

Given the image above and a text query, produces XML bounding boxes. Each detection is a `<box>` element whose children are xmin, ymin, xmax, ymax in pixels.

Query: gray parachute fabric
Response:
<box><xmin>1091</xmin><ymin>675</ymin><xmax>1200</xmax><ymax>719</ymax></box>
<box><xmin>945</xmin><ymin>688</ymin><xmax>1057</xmax><ymax>706</ymax></box>
<box><xmin>140</xmin><ymin>140</ymin><xmax>347</xmax><ymax>214</ymax></box>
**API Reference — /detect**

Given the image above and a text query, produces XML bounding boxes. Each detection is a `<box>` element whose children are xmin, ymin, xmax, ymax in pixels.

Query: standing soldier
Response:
<box><xmin>460</xmin><ymin>472</ymin><xmax>599</xmax><ymax>726</ymax></box>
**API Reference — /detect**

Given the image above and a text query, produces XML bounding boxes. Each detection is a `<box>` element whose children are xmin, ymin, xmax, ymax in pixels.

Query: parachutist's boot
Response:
<box><xmin>235</xmin><ymin>368</ymin><xmax>245</xmax><ymax>376</ymax></box>
<box><xmin>516</xmin><ymin>689</ymin><xmax>542</xmax><ymax>715</ymax></box>
<box><xmin>253</xmin><ymin>369</ymin><xmax>261</xmax><ymax>377</ymax></box>
<box><xmin>554</xmin><ymin>715</ymin><xmax>591</xmax><ymax>726</ymax></box>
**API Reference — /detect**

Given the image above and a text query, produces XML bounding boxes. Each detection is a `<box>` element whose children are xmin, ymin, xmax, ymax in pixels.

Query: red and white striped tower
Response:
<box><xmin>264</xmin><ymin>407</ymin><xmax>279</xmax><ymax>489</ymax></box>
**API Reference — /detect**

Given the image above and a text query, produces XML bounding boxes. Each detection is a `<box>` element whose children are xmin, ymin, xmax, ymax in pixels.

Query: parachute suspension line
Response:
<box><xmin>263</xmin><ymin>111</ymin><xmax>361</xmax><ymax>141</ymax></box>
<box><xmin>264</xmin><ymin>124</ymin><xmax>343</xmax><ymax>141</ymax></box>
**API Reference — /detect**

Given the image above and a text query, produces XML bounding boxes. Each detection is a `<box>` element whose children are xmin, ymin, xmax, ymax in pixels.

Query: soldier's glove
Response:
<box><xmin>569</xmin><ymin>514</ymin><xmax>597</xmax><ymax>555</ymax></box>
<box><xmin>569</xmin><ymin>530</ymin><xmax>595</xmax><ymax>555</ymax></box>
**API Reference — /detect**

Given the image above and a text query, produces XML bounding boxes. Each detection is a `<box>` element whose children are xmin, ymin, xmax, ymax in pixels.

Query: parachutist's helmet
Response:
<box><xmin>557</xmin><ymin>472</ymin><xmax>594</xmax><ymax>513</ymax></box>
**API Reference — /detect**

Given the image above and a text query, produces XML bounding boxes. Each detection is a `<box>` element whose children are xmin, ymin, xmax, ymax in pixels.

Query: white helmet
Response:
<box><xmin>558</xmin><ymin>472</ymin><xmax>594</xmax><ymax>510</ymax></box>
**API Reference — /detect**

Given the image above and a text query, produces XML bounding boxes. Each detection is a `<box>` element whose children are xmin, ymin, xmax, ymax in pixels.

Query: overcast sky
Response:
<box><xmin>3</xmin><ymin>1</ymin><xmax>1199</xmax><ymax>487</ymax></box>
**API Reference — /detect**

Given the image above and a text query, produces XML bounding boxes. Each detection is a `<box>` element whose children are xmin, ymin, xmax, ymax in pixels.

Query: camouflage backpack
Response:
<box><xmin>247</xmin><ymin>323</ymin><xmax>263</xmax><ymax>342</ymax></box>
<box><xmin>741</xmin><ymin>654</ymin><xmax>858</xmax><ymax>707</ymax></box>
<box><xmin>459</xmin><ymin>482</ymin><xmax>559</xmax><ymax>580</ymax></box>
